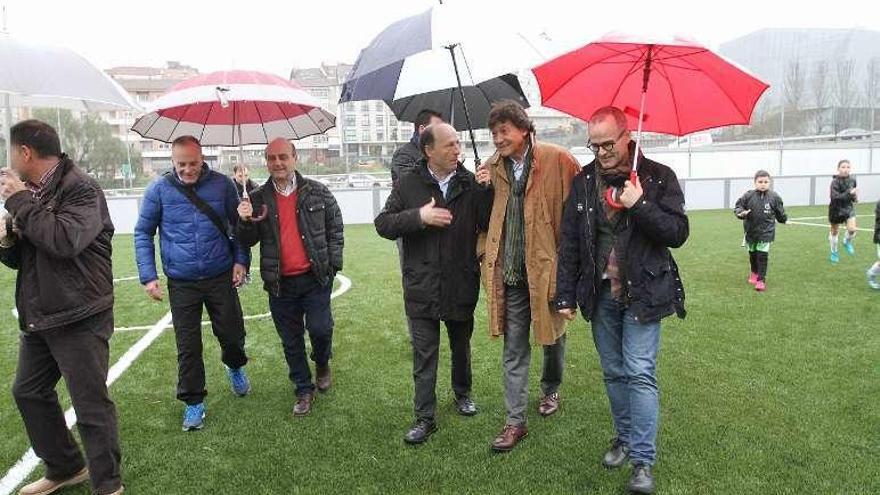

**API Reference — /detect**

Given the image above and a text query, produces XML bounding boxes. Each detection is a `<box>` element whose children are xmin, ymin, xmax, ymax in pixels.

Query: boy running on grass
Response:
<box><xmin>734</xmin><ymin>170</ymin><xmax>787</xmax><ymax>292</ymax></box>
<box><xmin>828</xmin><ymin>159</ymin><xmax>858</xmax><ymax>263</ymax></box>
<box><xmin>867</xmin><ymin>198</ymin><xmax>880</xmax><ymax>290</ymax></box>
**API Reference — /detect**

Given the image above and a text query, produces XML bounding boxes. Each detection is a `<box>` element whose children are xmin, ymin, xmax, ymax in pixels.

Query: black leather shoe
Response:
<box><xmin>404</xmin><ymin>419</ymin><xmax>437</xmax><ymax>445</ymax></box>
<box><xmin>454</xmin><ymin>396</ymin><xmax>478</xmax><ymax>416</ymax></box>
<box><xmin>627</xmin><ymin>464</ymin><xmax>656</xmax><ymax>494</ymax></box>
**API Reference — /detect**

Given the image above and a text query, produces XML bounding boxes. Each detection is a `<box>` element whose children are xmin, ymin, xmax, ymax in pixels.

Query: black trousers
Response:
<box><xmin>749</xmin><ymin>251</ymin><xmax>770</xmax><ymax>281</ymax></box>
<box><xmin>168</xmin><ymin>271</ymin><xmax>248</xmax><ymax>405</ymax></box>
<box><xmin>12</xmin><ymin>309</ymin><xmax>122</xmax><ymax>494</ymax></box>
<box><xmin>409</xmin><ymin>317</ymin><xmax>473</xmax><ymax>421</ymax></box>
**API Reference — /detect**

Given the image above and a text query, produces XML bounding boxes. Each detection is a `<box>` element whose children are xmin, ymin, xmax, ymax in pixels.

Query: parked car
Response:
<box><xmin>838</xmin><ymin>128</ymin><xmax>869</xmax><ymax>140</ymax></box>
<box><xmin>347</xmin><ymin>173</ymin><xmax>391</xmax><ymax>188</ymax></box>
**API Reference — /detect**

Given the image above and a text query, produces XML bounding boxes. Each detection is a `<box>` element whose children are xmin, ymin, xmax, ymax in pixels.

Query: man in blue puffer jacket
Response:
<box><xmin>134</xmin><ymin>135</ymin><xmax>251</xmax><ymax>432</ymax></box>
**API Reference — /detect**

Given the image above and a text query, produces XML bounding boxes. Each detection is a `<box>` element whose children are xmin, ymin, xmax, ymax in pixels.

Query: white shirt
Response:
<box><xmin>508</xmin><ymin>142</ymin><xmax>531</xmax><ymax>181</ymax></box>
<box><xmin>272</xmin><ymin>173</ymin><xmax>297</xmax><ymax>197</ymax></box>
<box><xmin>429</xmin><ymin>167</ymin><xmax>456</xmax><ymax>199</ymax></box>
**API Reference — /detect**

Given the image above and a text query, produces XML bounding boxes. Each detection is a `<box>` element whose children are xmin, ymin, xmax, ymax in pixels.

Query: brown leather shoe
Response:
<box><xmin>18</xmin><ymin>467</ymin><xmax>89</xmax><ymax>495</ymax></box>
<box><xmin>491</xmin><ymin>424</ymin><xmax>528</xmax><ymax>452</ymax></box>
<box><xmin>293</xmin><ymin>392</ymin><xmax>314</xmax><ymax>417</ymax></box>
<box><xmin>538</xmin><ymin>392</ymin><xmax>561</xmax><ymax>417</ymax></box>
<box><xmin>316</xmin><ymin>366</ymin><xmax>332</xmax><ymax>393</ymax></box>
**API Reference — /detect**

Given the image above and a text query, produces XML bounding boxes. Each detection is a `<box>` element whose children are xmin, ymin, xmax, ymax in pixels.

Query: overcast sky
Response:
<box><xmin>3</xmin><ymin>0</ymin><xmax>879</xmax><ymax>77</ymax></box>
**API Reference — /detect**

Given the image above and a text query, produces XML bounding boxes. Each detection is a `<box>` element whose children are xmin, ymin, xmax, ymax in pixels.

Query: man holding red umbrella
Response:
<box><xmin>555</xmin><ymin>107</ymin><xmax>688</xmax><ymax>494</ymax></box>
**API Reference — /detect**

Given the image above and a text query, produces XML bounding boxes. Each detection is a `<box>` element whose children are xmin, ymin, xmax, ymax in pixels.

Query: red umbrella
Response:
<box><xmin>532</xmin><ymin>33</ymin><xmax>769</xmax><ymax>208</ymax></box>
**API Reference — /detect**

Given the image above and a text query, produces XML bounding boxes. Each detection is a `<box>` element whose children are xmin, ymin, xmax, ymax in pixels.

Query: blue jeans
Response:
<box><xmin>591</xmin><ymin>282</ymin><xmax>661</xmax><ymax>465</ymax></box>
<box><xmin>268</xmin><ymin>273</ymin><xmax>334</xmax><ymax>396</ymax></box>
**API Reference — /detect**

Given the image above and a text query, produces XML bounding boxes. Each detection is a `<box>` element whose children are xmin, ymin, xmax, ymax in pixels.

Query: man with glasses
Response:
<box><xmin>555</xmin><ymin>107</ymin><xmax>688</xmax><ymax>494</ymax></box>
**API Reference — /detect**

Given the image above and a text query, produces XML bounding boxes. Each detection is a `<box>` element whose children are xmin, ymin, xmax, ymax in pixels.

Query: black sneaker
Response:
<box><xmin>404</xmin><ymin>419</ymin><xmax>437</xmax><ymax>445</ymax></box>
<box><xmin>627</xmin><ymin>463</ymin><xmax>655</xmax><ymax>494</ymax></box>
<box><xmin>454</xmin><ymin>396</ymin><xmax>478</xmax><ymax>416</ymax></box>
<box><xmin>602</xmin><ymin>437</ymin><xmax>630</xmax><ymax>469</ymax></box>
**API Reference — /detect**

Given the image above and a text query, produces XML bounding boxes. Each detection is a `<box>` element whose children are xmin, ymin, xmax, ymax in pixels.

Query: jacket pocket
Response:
<box><xmin>641</xmin><ymin>261</ymin><xmax>674</xmax><ymax>308</ymax></box>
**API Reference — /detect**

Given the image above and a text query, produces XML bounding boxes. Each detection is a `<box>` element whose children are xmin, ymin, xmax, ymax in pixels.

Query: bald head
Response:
<box><xmin>265</xmin><ymin>138</ymin><xmax>297</xmax><ymax>183</ymax></box>
<box><xmin>421</xmin><ymin>123</ymin><xmax>460</xmax><ymax>174</ymax></box>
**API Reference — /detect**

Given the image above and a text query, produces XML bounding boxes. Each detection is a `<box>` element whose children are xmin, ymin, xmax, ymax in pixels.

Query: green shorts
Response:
<box><xmin>747</xmin><ymin>242</ymin><xmax>771</xmax><ymax>253</ymax></box>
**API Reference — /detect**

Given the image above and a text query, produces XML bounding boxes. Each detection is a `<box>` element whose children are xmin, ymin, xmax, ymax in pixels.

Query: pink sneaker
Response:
<box><xmin>755</xmin><ymin>280</ymin><xmax>766</xmax><ymax>292</ymax></box>
<box><xmin>748</xmin><ymin>272</ymin><xmax>759</xmax><ymax>285</ymax></box>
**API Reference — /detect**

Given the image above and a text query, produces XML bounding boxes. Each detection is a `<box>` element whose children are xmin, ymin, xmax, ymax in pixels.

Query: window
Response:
<box><xmin>375</xmin><ymin>115</ymin><xmax>384</xmax><ymax>126</ymax></box>
<box><xmin>376</xmin><ymin>129</ymin><xmax>384</xmax><ymax>141</ymax></box>
<box><xmin>344</xmin><ymin>115</ymin><xmax>356</xmax><ymax>126</ymax></box>
<box><xmin>309</xmin><ymin>87</ymin><xmax>329</xmax><ymax>99</ymax></box>
<box><xmin>344</xmin><ymin>129</ymin><xmax>357</xmax><ymax>141</ymax></box>
<box><xmin>375</xmin><ymin>101</ymin><xmax>384</xmax><ymax>112</ymax></box>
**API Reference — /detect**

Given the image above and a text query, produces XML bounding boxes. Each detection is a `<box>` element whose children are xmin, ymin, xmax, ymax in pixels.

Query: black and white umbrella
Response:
<box><xmin>339</xmin><ymin>3</ymin><xmax>548</xmax><ymax>165</ymax></box>
<box><xmin>386</xmin><ymin>73</ymin><xmax>529</xmax><ymax>133</ymax></box>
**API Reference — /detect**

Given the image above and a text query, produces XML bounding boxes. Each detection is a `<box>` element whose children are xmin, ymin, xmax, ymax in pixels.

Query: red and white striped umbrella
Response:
<box><xmin>131</xmin><ymin>70</ymin><xmax>335</xmax><ymax>146</ymax></box>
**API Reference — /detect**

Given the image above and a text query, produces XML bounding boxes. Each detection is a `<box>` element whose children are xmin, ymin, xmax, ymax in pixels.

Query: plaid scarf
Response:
<box><xmin>502</xmin><ymin>146</ymin><xmax>532</xmax><ymax>287</ymax></box>
<box><xmin>598</xmin><ymin>176</ymin><xmax>625</xmax><ymax>299</ymax></box>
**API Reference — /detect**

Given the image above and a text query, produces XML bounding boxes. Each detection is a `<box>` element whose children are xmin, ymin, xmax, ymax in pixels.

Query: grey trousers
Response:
<box><xmin>502</xmin><ymin>285</ymin><xmax>566</xmax><ymax>426</ymax></box>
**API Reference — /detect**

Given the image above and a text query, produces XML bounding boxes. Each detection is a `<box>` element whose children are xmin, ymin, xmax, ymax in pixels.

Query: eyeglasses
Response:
<box><xmin>588</xmin><ymin>130</ymin><xmax>627</xmax><ymax>154</ymax></box>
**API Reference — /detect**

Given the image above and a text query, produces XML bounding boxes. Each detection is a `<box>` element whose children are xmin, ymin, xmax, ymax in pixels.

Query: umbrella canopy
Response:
<box><xmin>341</xmin><ymin>3</ymin><xmax>549</xmax><ymax>164</ymax></box>
<box><xmin>0</xmin><ymin>33</ymin><xmax>137</xmax><ymax>112</ymax></box>
<box><xmin>532</xmin><ymin>33</ymin><xmax>769</xmax><ymax>136</ymax></box>
<box><xmin>340</xmin><ymin>4</ymin><xmax>547</xmax><ymax>104</ymax></box>
<box><xmin>131</xmin><ymin>70</ymin><xmax>335</xmax><ymax>146</ymax></box>
<box><xmin>387</xmin><ymin>73</ymin><xmax>528</xmax><ymax>132</ymax></box>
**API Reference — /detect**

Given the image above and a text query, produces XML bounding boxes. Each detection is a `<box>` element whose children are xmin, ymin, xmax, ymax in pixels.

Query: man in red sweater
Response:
<box><xmin>237</xmin><ymin>138</ymin><xmax>344</xmax><ymax>417</ymax></box>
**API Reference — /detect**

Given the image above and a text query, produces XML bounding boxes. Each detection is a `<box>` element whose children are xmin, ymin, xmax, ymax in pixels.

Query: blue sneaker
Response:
<box><xmin>182</xmin><ymin>403</ymin><xmax>205</xmax><ymax>431</ymax></box>
<box><xmin>867</xmin><ymin>270</ymin><xmax>880</xmax><ymax>290</ymax></box>
<box><xmin>844</xmin><ymin>239</ymin><xmax>855</xmax><ymax>255</ymax></box>
<box><xmin>227</xmin><ymin>366</ymin><xmax>251</xmax><ymax>397</ymax></box>
<box><xmin>830</xmin><ymin>251</ymin><xmax>839</xmax><ymax>263</ymax></box>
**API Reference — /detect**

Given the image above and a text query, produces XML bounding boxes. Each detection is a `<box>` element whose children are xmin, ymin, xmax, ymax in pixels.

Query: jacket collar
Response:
<box><xmin>35</xmin><ymin>155</ymin><xmax>74</xmax><ymax>199</ymax></box>
<box><xmin>170</xmin><ymin>162</ymin><xmax>211</xmax><ymax>187</ymax></box>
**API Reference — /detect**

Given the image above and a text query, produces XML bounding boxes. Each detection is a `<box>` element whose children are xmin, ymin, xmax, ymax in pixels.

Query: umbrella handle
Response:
<box><xmin>604</xmin><ymin>170</ymin><xmax>638</xmax><ymax>210</ymax></box>
<box><xmin>250</xmin><ymin>204</ymin><xmax>269</xmax><ymax>222</ymax></box>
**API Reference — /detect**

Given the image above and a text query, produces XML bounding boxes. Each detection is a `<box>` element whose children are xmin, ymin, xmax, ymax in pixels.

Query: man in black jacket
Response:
<box><xmin>555</xmin><ymin>107</ymin><xmax>688</xmax><ymax>495</ymax></box>
<box><xmin>390</xmin><ymin>109</ymin><xmax>444</xmax><ymax>184</ymax></box>
<box><xmin>0</xmin><ymin>120</ymin><xmax>123</xmax><ymax>495</ymax></box>
<box><xmin>237</xmin><ymin>138</ymin><xmax>344</xmax><ymax>417</ymax></box>
<box><xmin>375</xmin><ymin>123</ymin><xmax>493</xmax><ymax>444</ymax></box>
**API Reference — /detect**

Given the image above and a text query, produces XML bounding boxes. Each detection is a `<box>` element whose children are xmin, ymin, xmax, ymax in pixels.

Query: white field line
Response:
<box><xmin>787</xmin><ymin>220</ymin><xmax>873</xmax><ymax>233</ymax></box>
<box><xmin>788</xmin><ymin>214</ymin><xmax>872</xmax><ymax>221</ymax></box>
<box><xmin>0</xmin><ymin>273</ymin><xmax>352</xmax><ymax>494</ymax></box>
<box><xmin>113</xmin><ymin>274</ymin><xmax>352</xmax><ymax>333</ymax></box>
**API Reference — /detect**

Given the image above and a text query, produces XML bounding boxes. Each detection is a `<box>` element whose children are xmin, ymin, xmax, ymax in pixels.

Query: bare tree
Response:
<box><xmin>783</xmin><ymin>60</ymin><xmax>805</xmax><ymax>135</ymax></box>
<box><xmin>834</xmin><ymin>59</ymin><xmax>857</xmax><ymax>130</ymax></box>
<box><xmin>863</xmin><ymin>57</ymin><xmax>880</xmax><ymax>132</ymax></box>
<box><xmin>784</xmin><ymin>60</ymin><xmax>805</xmax><ymax>111</ymax></box>
<box><xmin>811</xmin><ymin>60</ymin><xmax>830</xmax><ymax>134</ymax></box>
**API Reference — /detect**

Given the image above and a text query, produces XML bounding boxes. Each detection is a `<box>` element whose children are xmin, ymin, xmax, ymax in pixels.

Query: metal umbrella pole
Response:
<box><xmin>605</xmin><ymin>45</ymin><xmax>653</xmax><ymax>210</ymax></box>
<box><xmin>445</xmin><ymin>44</ymin><xmax>481</xmax><ymax>167</ymax></box>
